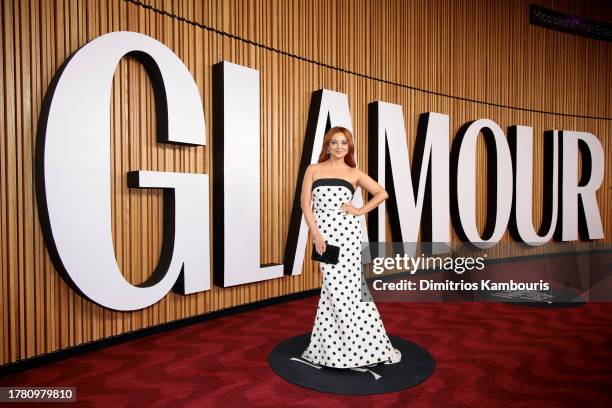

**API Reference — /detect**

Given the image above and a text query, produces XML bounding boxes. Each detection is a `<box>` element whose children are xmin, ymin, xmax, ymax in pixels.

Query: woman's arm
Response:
<box><xmin>301</xmin><ymin>165</ymin><xmax>326</xmax><ymax>254</ymax></box>
<box><xmin>341</xmin><ymin>169</ymin><xmax>389</xmax><ymax>216</ymax></box>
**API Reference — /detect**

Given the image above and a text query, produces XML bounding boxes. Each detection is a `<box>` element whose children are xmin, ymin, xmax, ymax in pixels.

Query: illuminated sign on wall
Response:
<box><xmin>36</xmin><ymin>32</ymin><xmax>605</xmax><ymax>311</ymax></box>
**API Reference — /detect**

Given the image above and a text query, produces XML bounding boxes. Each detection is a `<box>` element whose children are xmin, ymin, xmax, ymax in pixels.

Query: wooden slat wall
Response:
<box><xmin>1</xmin><ymin>0</ymin><xmax>610</xmax><ymax>366</ymax></box>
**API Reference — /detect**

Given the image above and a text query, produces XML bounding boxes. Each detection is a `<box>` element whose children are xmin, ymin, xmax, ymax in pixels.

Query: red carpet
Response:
<box><xmin>1</xmin><ymin>297</ymin><xmax>611</xmax><ymax>407</ymax></box>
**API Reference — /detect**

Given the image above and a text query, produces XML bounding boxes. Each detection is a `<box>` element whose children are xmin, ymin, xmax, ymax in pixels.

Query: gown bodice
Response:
<box><xmin>311</xmin><ymin>178</ymin><xmax>356</xmax><ymax>214</ymax></box>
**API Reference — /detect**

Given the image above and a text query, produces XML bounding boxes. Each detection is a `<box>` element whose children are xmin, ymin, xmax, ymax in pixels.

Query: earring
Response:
<box><xmin>327</xmin><ymin>149</ymin><xmax>330</xmax><ymax>154</ymax></box>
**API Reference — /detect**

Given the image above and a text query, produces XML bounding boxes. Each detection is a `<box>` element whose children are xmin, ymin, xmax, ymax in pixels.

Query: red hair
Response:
<box><xmin>317</xmin><ymin>126</ymin><xmax>357</xmax><ymax>167</ymax></box>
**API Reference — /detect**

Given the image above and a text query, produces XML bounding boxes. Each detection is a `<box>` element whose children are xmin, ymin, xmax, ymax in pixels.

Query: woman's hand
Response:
<box><xmin>313</xmin><ymin>233</ymin><xmax>326</xmax><ymax>255</ymax></box>
<box><xmin>340</xmin><ymin>203</ymin><xmax>363</xmax><ymax>216</ymax></box>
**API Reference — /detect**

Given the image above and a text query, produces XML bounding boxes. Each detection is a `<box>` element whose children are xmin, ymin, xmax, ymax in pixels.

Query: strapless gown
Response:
<box><xmin>300</xmin><ymin>177</ymin><xmax>402</xmax><ymax>368</ymax></box>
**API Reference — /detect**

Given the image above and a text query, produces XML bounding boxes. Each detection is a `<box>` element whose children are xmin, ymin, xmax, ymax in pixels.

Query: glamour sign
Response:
<box><xmin>37</xmin><ymin>32</ymin><xmax>605</xmax><ymax>310</ymax></box>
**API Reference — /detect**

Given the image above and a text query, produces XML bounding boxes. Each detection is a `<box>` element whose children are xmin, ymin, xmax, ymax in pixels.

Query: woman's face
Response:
<box><xmin>329</xmin><ymin>132</ymin><xmax>349</xmax><ymax>159</ymax></box>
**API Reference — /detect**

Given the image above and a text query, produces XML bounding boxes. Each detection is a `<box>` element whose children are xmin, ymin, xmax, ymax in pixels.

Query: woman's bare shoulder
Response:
<box><xmin>350</xmin><ymin>167</ymin><xmax>365</xmax><ymax>178</ymax></box>
<box><xmin>304</xmin><ymin>163</ymin><xmax>323</xmax><ymax>180</ymax></box>
<box><xmin>306</xmin><ymin>163</ymin><xmax>321</xmax><ymax>173</ymax></box>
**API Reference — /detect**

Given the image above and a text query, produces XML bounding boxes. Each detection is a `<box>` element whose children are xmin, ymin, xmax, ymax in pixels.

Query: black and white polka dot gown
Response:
<box><xmin>301</xmin><ymin>178</ymin><xmax>401</xmax><ymax>368</ymax></box>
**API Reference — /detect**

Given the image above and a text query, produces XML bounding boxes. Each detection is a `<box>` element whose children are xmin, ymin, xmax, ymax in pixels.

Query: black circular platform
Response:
<box><xmin>268</xmin><ymin>333</ymin><xmax>435</xmax><ymax>395</ymax></box>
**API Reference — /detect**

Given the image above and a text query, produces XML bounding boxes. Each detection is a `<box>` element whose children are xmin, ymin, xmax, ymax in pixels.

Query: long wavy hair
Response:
<box><xmin>317</xmin><ymin>126</ymin><xmax>357</xmax><ymax>168</ymax></box>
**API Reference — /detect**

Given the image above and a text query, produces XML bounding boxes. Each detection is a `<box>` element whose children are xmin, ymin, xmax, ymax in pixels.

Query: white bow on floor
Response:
<box><xmin>290</xmin><ymin>357</ymin><xmax>382</xmax><ymax>380</ymax></box>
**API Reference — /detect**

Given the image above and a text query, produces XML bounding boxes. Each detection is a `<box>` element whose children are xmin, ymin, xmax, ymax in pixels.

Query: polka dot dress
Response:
<box><xmin>301</xmin><ymin>178</ymin><xmax>402</xmax><ymax>369</ymax></box>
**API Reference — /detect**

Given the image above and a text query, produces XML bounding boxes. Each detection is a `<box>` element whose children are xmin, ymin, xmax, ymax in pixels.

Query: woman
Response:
<box><xmin>299</xmin><ymin>126</ymin><xmax>402</xmax><ymax>368</ymax></box>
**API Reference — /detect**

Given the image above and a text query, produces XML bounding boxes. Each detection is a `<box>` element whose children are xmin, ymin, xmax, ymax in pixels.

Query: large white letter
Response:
<box><xmin>454</xmin><ymin>119</ymin><xmax>513</xmax><ymax>249</ymax></box>
<box><xmin>510</xmin><ymin>127</ymin><xmax>559</xmax><ymax>245</ymax></box>
<box><xmin>37</xmin><ymin>31</ymin><xmax>210</xmax><ymax>311</ymax></box>
<box><xmin>368</xmin><ymin>103</ymin><xmax>450</xmax><ymax>251</ymax></box>
<box><xmin>284</xmin><ymin>89</ymin><xmax>369</xmax><ymax>276</ymax></box>
<box><xmin>212</xmin><ymin>61</ymin><xmax>283</xmax><ymax>287</ymax></box>
<box><xmin>560</xmin><ymin>131</ymin><xmax>605</xmax><ymax>241</ymax></box>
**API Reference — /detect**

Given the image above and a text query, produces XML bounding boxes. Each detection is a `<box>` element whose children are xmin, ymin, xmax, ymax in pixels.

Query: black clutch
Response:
<box><xmin>311</xmin><ymin>242</ymin><xmax>340</xmax><ymax>265</ymax></box>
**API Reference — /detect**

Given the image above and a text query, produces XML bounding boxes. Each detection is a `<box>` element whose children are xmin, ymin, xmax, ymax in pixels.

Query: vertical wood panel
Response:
<box><xmin>1</xmin><ymin>0</ymin><xmax>610</xmax><ymax>366</ymax></box>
